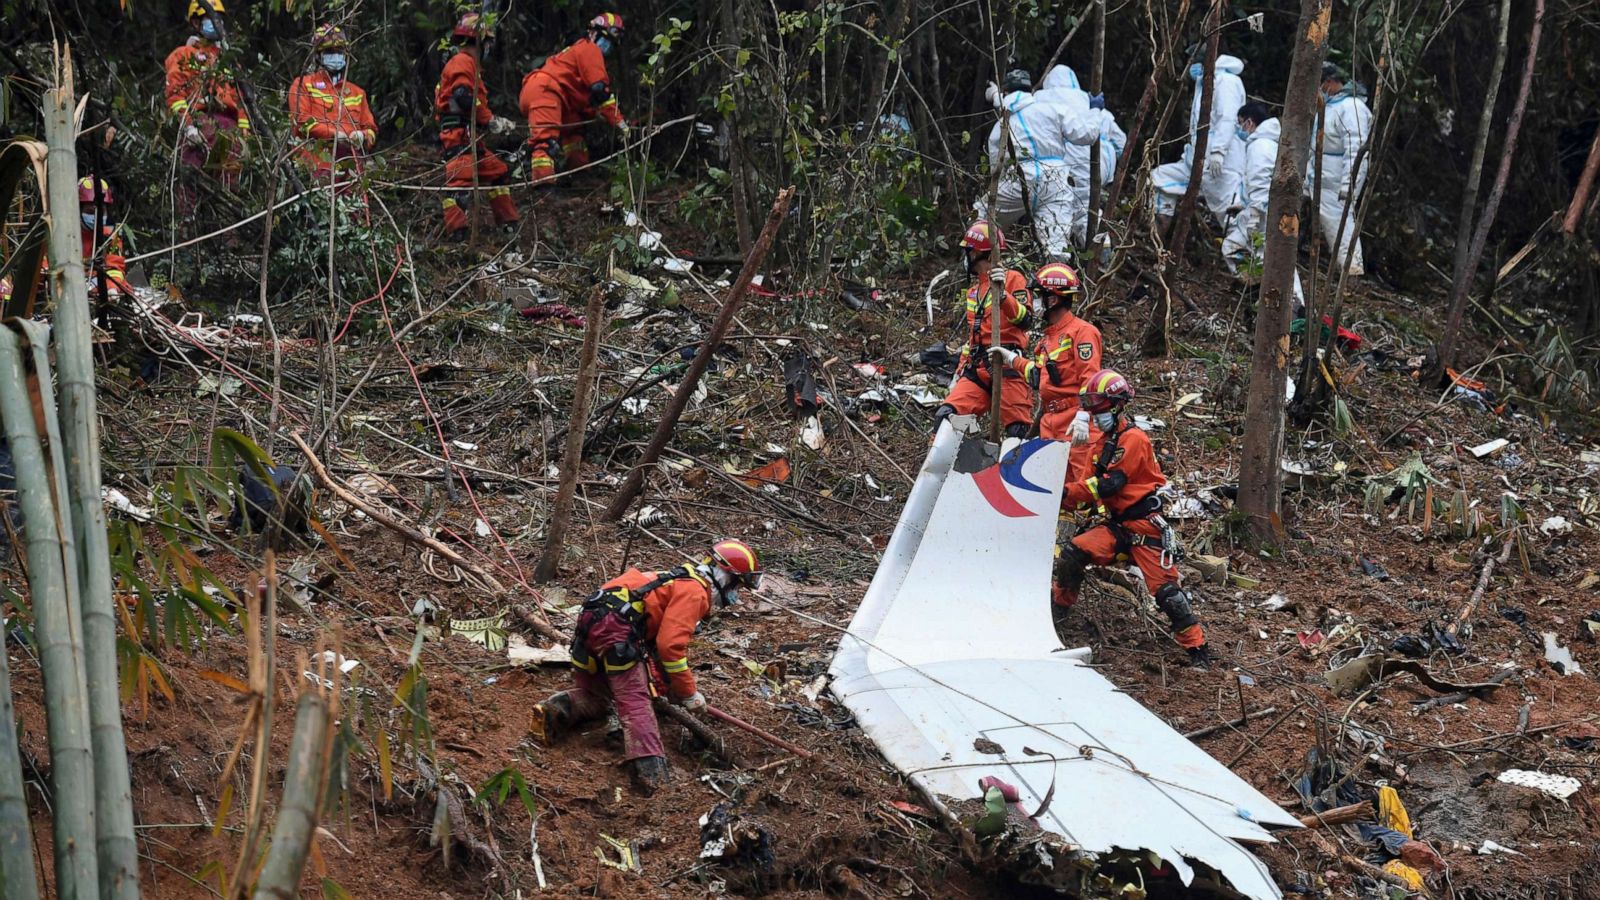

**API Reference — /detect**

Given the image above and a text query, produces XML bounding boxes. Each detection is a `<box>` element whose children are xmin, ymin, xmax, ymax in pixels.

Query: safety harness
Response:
<box><xmin>569</xmin><ymin>567</ymin><xmax>701</xmax><ymax>676</ymax></box>
<box><xmin>1090</xmin><ymin>423</ymin><xmax>1183</xmax><ymax>567</ymax></box>
<box><xmin>960</xmin><ymin>281</ymin><xmax>1026</xmax><ymax>389</ymax></box>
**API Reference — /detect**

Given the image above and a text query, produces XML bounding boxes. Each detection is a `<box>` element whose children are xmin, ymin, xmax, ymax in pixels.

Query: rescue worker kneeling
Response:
<box><xmin>993</xmin><ymin>261</ymin><xmax>1101</xmax><ymax>443</ymax></box>
<box><xmin>1056</xmin><ymin>370</ymin><xmax>1211</xmax><ymax>668</ymax></box>
<box><xmin>529</xmin><ymin>540</ymin><xmax>763</xmax><ymax>794</ymax></box>
<box><xmin>931</xmin><ymin>221</ymin><xmax>1034</xmax><ymax>439</ymax></box>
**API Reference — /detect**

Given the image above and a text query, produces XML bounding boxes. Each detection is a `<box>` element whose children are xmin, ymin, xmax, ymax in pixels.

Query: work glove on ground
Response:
<box><xmin>488</xmin><ymin>116</ymin><xmax>516</xmax><ymax>136</ymax></box>
<box><xmin>677</xmin><ymin>691</ymin><xmax>707</xmax><ymax>711</ymax></box>
<box><xmin>1068</xmin><ymin>409</ymin><xmax>1091</xmax><ymax>444</ymax></box>
<box><xmin>1205</xmin><ymin>154</ymin><xmax>1224</xmax><ymax>180</ymax></box>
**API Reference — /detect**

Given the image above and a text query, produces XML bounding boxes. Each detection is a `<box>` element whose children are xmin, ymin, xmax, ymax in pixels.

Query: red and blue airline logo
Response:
<box><xmin>972</xmin><ymin>438</ymin><xmax>1052</xmax><ymax>518</ymax></box>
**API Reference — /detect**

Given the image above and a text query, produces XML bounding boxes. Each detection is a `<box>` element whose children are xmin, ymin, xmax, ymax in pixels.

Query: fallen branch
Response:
<box><xmin>1296</xmin><ymin>801</ymin><xmax>1371</xmax><ymax>829</ymax></box>
<box><xmin>1447</xmin><ymin>532</ymin><xmax>1516</xmax><ymax>636</ymax></box>
<box><xmin>287</xmin><ymin>431</ymin><xmax>562</xmax><ymax>642</ymax></box>
<box><xmin>705</xmin><ymin>705</ymin><xmax>815</xmax><ymax>760</ymax></box>
<box><xmin>1182</xmin><ymin>706</ymin><xmax>1279</xmax><ymax>741</ymax></box>
<box><xmin>653</xmin><ymin>700</ymin><xmax>741</xmax><ymax>768</ymax></box>
<box><xmin>1410</xmin><ymin>669</ymin><xmax>1515</xmax><ymax>711</ymax></box>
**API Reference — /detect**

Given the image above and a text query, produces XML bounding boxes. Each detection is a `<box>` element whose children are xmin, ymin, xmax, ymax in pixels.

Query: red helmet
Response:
<box><xmin>312</xmin><ymin>23</ymin><xmax>348</xmax><ymax>51</ymax></box>
<box><xmin>960</xmin><ymin>220</ymin><xmax>1004</xmax><ymax>253</ymax></box>
<box><xmin>710</xmin><ymin>539</ymin><xmax>763</xmax><ymax>589</ymax></box>
<box><xmin>1034</xmin><ymin>261</ymin><xmax>1081</xmax><ymax>303</ymax></box>
<box><xmin>589</xmin><ymin>12</ymin><xmax>625</xmax><ymax>35</ymax></box>
<box><xmin>1079</xmin><ymin>369</ymin><xmax>1134</xmax><ymax>413</ymax></box>
<box><xmin>452</xmin><ymin>12</ymin><xmax>491</xmax><ymax>40</ymax></box>
<box><xmin>77</xmin><ymin>176</ymin><xmax>113</xmax><ymax>205</ymax></box>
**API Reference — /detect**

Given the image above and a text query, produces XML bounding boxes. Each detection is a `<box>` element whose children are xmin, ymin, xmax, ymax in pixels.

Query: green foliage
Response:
<box><xmin>476</xmin><ymin>766</ymin><xmax>537</xmax><ymax>820</ymax></box>
<box><xmin>642</xmin><ymin>18</ymin><xmax>693</xmax><ymax>88</ymax></box>
<box><xmin>270</xmin><ymin>191</ymin><xmax>401</xmax><ymax>304</ymax></box>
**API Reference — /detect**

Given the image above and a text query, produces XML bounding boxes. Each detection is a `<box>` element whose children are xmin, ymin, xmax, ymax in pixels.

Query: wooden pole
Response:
<box><xmin>1085</xmin><ymin>0</ymin><xmax>1106</xmax><ymax>254</ymax></box>
<box><xmin>603</xmin><ymin>186</ymin><xmax>796</xmax><ymax>522</ymax></box>
<box><xmin>0</xmin><ymin>611</ymin><xmax>39</xmax><ymax>900</ymax></box>
<box><xmin>705</xmin><ymin>705</ymin><xmax>815</xmax><ymax>759</ymax></box>
<box><xmin>250</xmin><ymin>692</ymin><xmax>331</xmax><ymax>899</ymax></box>
<box><xmin>535</xmin><ymin>284</ymin><xmax>607</xmax><ymax>581</ymax></box>
<box><xmin>1561</xmin><ymin>126</ymin><xmax>1600</xmax><ymax>234</ymax></box>
<box><xmin>1447</xmin><ymin>0</ymin><xmax>1512</xmax><ymax>313</ymax></box>
<box><xmin>1169</xmin><ymin>0</ymin><xmax>1221</xmax><ymax>264</ymax></box>
<box><xmin>43</xmin><ymin>48</ymin><xmax>140</xmax><ymax>898</ymax></box>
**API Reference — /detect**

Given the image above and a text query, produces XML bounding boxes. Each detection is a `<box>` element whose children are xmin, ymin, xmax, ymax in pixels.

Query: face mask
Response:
<box><xmin>199</xmin><ymin>17</ymin><xmax>219</xmax><ymax>40</ymax></box>
<box><xmin>720</xmin><ymin>587</ymin><xmax>740</xmax><ymax>607</ymax></box>
<box><xmin>81</xmin><ymin>212</ymin><xmax>102</xmax><ymax>230</ymax></box>
<box><xmin>1093</xmin><ymin>411</ymin><xmax>1117</xmax><ymax>432</ymax></box>
<box><xmin>1188</xmin><ymin>62</ymin><xmax>1203</xmax><ymax>81</ymax></box>
<box><xmin>321</xmin><ymin>52</ymin><xmax>346</xmax><ymax>73</ymax></box>
<box><xmin>595</xmin><ymin>35</ymin><xmax>613</xmax><ymax>56</ymax></box>
<box><xmin>1235</xmin><ymin>125</ymin><xmax>1250</xmax><ymax>140</ymax></box>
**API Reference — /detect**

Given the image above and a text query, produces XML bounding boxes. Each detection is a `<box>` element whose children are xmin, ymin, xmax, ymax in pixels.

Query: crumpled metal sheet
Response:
<box><xmin>830</xmin><ymin>418</ymin><xmax>1299</xmax><ymax>899</ymax></box>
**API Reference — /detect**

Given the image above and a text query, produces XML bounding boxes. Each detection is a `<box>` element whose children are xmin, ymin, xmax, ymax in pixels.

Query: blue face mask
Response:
<box><xmin>321</xmin><ymin>52</ymin><xmax>347</xmax><ymax>73</ymax></box>
<box><xmin>199</xmin><ymin>17</ymin><xmax>219</xmax><ymax>40</ymax></box>
<box><xmin>595</xmin><ymin>35</ymin><xmax>613</xmax><ymax>56</ymax></box>
<box><xmin>1093</xmin><ymin>411</ymin><xmax>1117</xmax><ymax>432</ymax></box>
<box><xmin>1235</xmin><ymin>125</ymin><xmax>1250</xmax><ymax>140</ymax></box>
<box><xmin>81</xmin><ymin>212</ymin><xmax>102</xmax><ymax>230</ymax></box>
<box><xmin>1188</xmin><ymin>62</ymin><xmax>1203</xmax><ymax>80</ymax></box>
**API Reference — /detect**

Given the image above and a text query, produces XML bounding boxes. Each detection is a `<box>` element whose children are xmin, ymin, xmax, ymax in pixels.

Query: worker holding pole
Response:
<box><xmin>529</xmin><ymin>540</ymin><xmax>763</xmax><ymax>794</ymax></box>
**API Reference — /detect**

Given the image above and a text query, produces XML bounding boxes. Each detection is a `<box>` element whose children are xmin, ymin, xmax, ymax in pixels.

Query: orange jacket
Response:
<box><xmin>961</xmin><ymin>270</ymin><xmax>1031</xmax><ymax>359</ymax></box>
<box><xmin>1064</xmin><ymin>421</ymin><xmax>1166</xmax><ymax>517</ymax></box>
<box><xmin>435</xmin><ymin>51</ymin><xmax>492</xmax><ymax>149</ymax></box>
<box><xmin>601</xmin><ymin>567</ymin><xmax>713</xmax><ymax>698</ymax></box>
<box><xmin>82</xmin><ymin>226</ymin><xmax>131</xmax><ymax>296</ymax></box>
<box><xmin>164</xmin><ymin>39</ymin><xmax>250</xmax><ymax>129</ymax></box>
<box><xmin>523</xmin><ymin>38</ymin><xmax>623</xmax><ymax>126</ymax></box>
<box><xmin>288</xmin><ymin>72</ymin><xmax>376</xmax><ymax>157</ymax></box>
<box><xmin>1010</xmin><ymin>311</ymin><xmax>1101</xmax><ymax>413</ymax></box>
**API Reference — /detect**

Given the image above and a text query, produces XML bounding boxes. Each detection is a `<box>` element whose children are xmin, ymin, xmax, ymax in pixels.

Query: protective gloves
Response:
<box><xmin>488</xmin><ymin>116</ymin><xmax>516</xmax><ymax>135</ymax></box>
<box><xmin>1088</xmin><ymin>92</ymin><xmax>1105</xmax><ymax>110</ymax></box>
<box><xmin>677</xmin><ymin>691</ymin><xmax>707</xmax><ymax>711</ymax></box>
<box><xmin>984</xmin><ymin>81</ymin><xmax>1001</xmax><ymax>105</ymax></box>
<box><xmin>993</xmin><ymin>346</ymin><xmax>1019</xmax><ymax>366</ymax></box>
<box><xmin>617</xmin><ymin>119</ymin><xmax>632</xmax><ymax>139</ymax></box>
<box><xmin>1098</xmin><ymin>469</ymin><xmax>1128</xmax><ymax>496</ymax></box>
<box><xmin>989</xmin><ymin>267</ymin><xmax>1007</xmax><ymax>287</ymax></box>
<box><xmin>1068</xmin><ymin>409</ymin><xmax>1091</xmax><ymax>444</ymax></box>
<box><xmin>1205</xmin><ymin>154</ymin><xmax>1224</xmax><ymax>180</ymax></box>
<box><xmin>182</xmin><ymin>124</ymin><xmax>205</xmax><ymax>148</ymax></box>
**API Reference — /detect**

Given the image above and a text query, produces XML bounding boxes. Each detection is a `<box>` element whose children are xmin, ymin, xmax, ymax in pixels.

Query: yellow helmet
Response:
<box><xmin>187</xmin><ymin>0</ymin><xmax>224</xmax><ymax>18</ymax></box>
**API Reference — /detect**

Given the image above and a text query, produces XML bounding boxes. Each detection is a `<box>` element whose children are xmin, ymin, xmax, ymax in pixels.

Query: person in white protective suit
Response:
<box><xmin>1311</xmin><ymin>61</ymin><xmax>1373</xmax><ymax>276</ymax></box>
<box><xmin>976</xmin><ymin>69</ymin><xmax>1113</xmax><ymax>259</ymax></box>
<box><xmin>1034</xmin><ymin>64</ymin><xmax>1128</xmax><ymax>247</ymax></box>
<box><xmin>1151</xmin><ymin>55</ymin><xmax>1247</xmax><ymax>230</ymax></box>
<box><xmin>1221</xmin><ymin>102</ymin><xmax>1303</xmax><ymax>302</ymax></box>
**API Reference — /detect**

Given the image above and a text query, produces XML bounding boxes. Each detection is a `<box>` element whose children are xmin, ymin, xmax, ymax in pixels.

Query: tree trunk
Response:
<box><xmin>1104</xmin><ymin>0</ymin><xmax>1193</xmax><ymax>218</ymax></box>
<box><xmin>534</xmin><ymin>285</ymin><xmax>607</xmax><ymax>582</ymax></box>
<box><xmin>1437</xmin><ymin>0</ymin><xmax>1544</xmax><ymax>374</ymax></box>
<box><xmin>43</xmin><ymin>51</ymin><xmax>140</xmax><ymax>900</ymax></box>
<box><xmin>1237</xmin><ymin>0</ymin><xmax>1331</xmax><ymax>546</ymax></box>
<box><xmin>250</xmin><ymin>693</ymin><xmax>331</xmax><ymax>899</ymax></box>
<box><xmin>1169</xmin><ymin>0</ymin><xmax>1221</xmax><ymax>264</ymax></box>
<box><xmin>604</xmin><ymin>187</ymin><xmax>796</xmax><ymax>521</ymax></box>
<box><xmin>1085</xmin><ymin>0</ymin><xmax>1106</xmax><ymax>256</ymax></box>
<box><xmin>866</xmin><ymin>0</ymin><xmax>911</xmax><ymax>122</ymax></box>
<box><xmin>1561</xmin><ymin>125</ymin><xmax>1600</xmax><ymax>234</ymax></box>
<box><xmin>0</xmin><ymin>608</ymin><xmax>38</xmax><ymax>900</ymax></box>
<box><xmin>1448</xmin><ymin>0</ymin><xmax>1511</xmax><ymax>297</ymax></box>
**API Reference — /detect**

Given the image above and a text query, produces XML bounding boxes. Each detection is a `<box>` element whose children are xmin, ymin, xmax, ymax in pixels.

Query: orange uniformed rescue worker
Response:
<box><xmin>932</xmin><ymin>220</ymin><xmax>1035</xmax><ymax>439</ymax></box>
<box><xmin>1057</xmin><ymin>370</ymin><xmax>1211</xmax><ymax>668</ymax></box>
<box><xmin>164</xmin><ymin>0</ymin><xmax>250</xmax><ymax>200</ymax></box>
<box><xmin>994</xmin><ymin>261</ymin><xmax>1101</xmax><ymax>442</ymax></box>
<box><xmin>434</xmin><ymin>13</ymin><xmax>519</xmax><ymax>239</ymax></box>
<box><xmin>519</xmin><ymin>13</ymin><xmax>630</xmax><ymax>184</ymax></box>
<box><xmin>288</xmin><ymin>25</ymin><xmax>377</xmax><ymax>188</ymax></box>
<box><xmin>77</xmin><ymin>176</ymin><xmax>133</xmax><ymax>301</ymax></box>
<box><xmin>529</xmin><ymin>540</ymin><xmax>763</xmax><ymax>794</ymax></box>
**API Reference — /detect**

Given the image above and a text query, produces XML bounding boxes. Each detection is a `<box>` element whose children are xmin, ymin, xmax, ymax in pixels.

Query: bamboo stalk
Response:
<box><xmin>535</xmin><ymin>285</ymin><xmax>607</xmax><ymax>582</ymax></box>
<box><xmin>0</xmin><ymin>327</ymin><xmax>99</xmax><ymax>897</ymax></box>
<box><xmin>43</xmin><ymin>49</ymin><xmax>140</xmax><ymax>899</ymax></box>
<box><xmin>1169</xmin><ymin>0</ymin><xmax>1222</xmax><ymax>264</ymax></box>
<box><xmin>250</xmin><ymin>692</ymin><xmax>331</xmax><ymax>899</ymax></box>
<box><xmin>0</xmin><ymin>610</ymin><xmax>39</xmax><ymax>900</ymax></box>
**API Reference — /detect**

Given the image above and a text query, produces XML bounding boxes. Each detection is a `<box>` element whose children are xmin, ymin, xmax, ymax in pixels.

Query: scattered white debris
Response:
<box><xmin>1259</xmin><ymin>593</ymin><xmax>1293</xmax><ymax>612</ymax></box>
<box><xmin>1542</xmin><ymin>633</ymin><xmax>1585</xmax><ymax>676</ymax></box>
<box><xmin>800</xmin><ymin>415</ymin><xmax>826</xmax><ymax>450</ymax></box>
<box><xmin>507</xmin><ymin>633</ymin><xmax>569</xmax><ymax>666</ymax></box>
<box><xmin>622</xmin><ymin>397</ymin><xmax>650</xmax><ymax>414</ymax></box>
<box><xmin>632</xmin><ymin>505</ymin><xmax>667</xmax><ymax>527</ymax></box>
<box><xmin>474</xmin><ymin>518</ymin><xmax>492</xmax><ymax>537</ymax></box>
<box><xmin>102</xmin><ymin>487</ymin><xmax>153</xmax><ymax>521</ymax></box>
<box><xmin>1497</xmin><ymin>769</ymin><xmax>1582</xmax><ymax>800</ymax></box>
<box><xmin>658</xmin><ymin>257</ymin><xmax>694</xmax><ymax>274</ymax></box>
<box><xmin>1470</xmin><ymin>438</ymin><xmax>1510</xmax><ymax>458</ymax></box>
<box><xmin>1477</xmin><ymin>839</ymin><xmax>1524</xmax><ymax>856</ymax></box>
<box><xmin>1133</xmin><ymin>415</ymin><xmax>1166</xmax><ymax>431</ymax></box>
<box><xmin>320</xmin><ymin>650</ymin><xmax>361</xmax><ymax>674</ymax></box>
<box><xmin>451</xmin><ymin>440</ymin><xmax>478</xmax><ymax>451</ymax></box>
<box><xmin>347</xmin><ymin>472</ymin><xmax>396</xmax><ymax>497</ymax></box>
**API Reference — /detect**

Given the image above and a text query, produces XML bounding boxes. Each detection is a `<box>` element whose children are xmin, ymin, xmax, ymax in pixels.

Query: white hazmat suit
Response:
<box><xmin>977</xmin><ymin>90</ymin><xmax>1112</xmax><ymax>258</ymax></box>
<box><xmin>1312</xmin><ymin>84</ymin><xmax>1373</xmax><ymax>275</ymax></box>
<box><xmin>1035</xmin><ymin>65</ymin><xmax>1127</xmax><ymax>245</ymax></box>
<box><xmin>1221</xmin><ymin>118</ymin><xmax>1303</xmax><ymax>302</ymax></box>
<box><xmin>1152</xmin><ymin>55</ymin><xmax>1247</xmax><ymax>225</ymax></box>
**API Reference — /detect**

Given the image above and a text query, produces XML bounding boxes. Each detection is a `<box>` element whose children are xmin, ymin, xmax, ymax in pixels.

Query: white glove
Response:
<box><xmin>1206</xmin><ymin>155</ymin><xmax>1224</xmax><ymax>180</ymax></box>
<box><xmin>348</xmin><ymin>130</ymin><xmax>368</xmax><ymax>150</ymax></box>
<box><xmin>182</xmin><ymin>124</ymin><xmax>205</xmax><ymax>147</ymax></box>
<box><xmin>488</xmin><ymin>116</ymin><xmax>516</xmax><ymax>135</ymax></box>
<box><xmin>989</xmin><ymin>267</ymin><xmax>1007</xmax><ymax>286</ymax></box>
<box><xmin>677</xmin><ymin>691</ymin><xmax>707</xmax><ymax>711</ymax></box>
<box><xmin>984</xmin><ymin>81</ymin><xmax>1001</xmax><ymax>105</ymax></box>
<box><xmin>1068</xmin><ymin>409</ymin><xmax>1091</xmax><ymax>445</ymax></box>
<box><xmin>993</xmin><ymin>346</ymin><xmax>1019</xmax><ymax>366</ymax></box>
<box><xmin>617</xmin><ymin>119</ymin><xmax>632</xmax><ymax>138</ymax></box>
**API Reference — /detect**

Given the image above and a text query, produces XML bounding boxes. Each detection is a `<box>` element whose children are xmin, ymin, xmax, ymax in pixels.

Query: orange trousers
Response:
<box><xmin>1038</xmin><ymin>400</ymin><xmax>1084</xmax><ymax>441</ymax></box>
<box><xmin>1055</xmin><ymin>519</ymin><xmax>1205</xmax><ymax>649</ymax></box>
<box><xmin>441</xmin><ymin>144</ymin><xmax>517</xmax><ymax>232</ymax></box>
<box><xmin>521</xmin><ymin>76</ymin><xmax>590</xmax><ymax>183</ymax></box>
<box><xmin>945</xmin><ymin>369</ymin><xmax>1033</xmax><ymax>429</ymax></box>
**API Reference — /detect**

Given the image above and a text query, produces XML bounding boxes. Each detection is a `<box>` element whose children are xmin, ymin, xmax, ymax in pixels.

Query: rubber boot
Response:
<box><xmin>628</xmin><ymin>755</ymin><xmax>669</xmax><ymax>796</ymax></box>
<box><xmin>1186</xmin><ymin>643</ymin><xmax>1212</xmax><ymax>670</ymax></box>
<box><xmin>529</xmin><ymin>693</ymin><xmax>574</xmax><ymax>744</ymax></box>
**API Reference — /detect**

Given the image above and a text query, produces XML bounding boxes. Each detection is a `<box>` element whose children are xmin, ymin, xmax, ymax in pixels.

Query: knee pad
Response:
<box><xmin>1155</xmin><ymin>584</ymin><xmax>1199</xmax><ymax>632</ymax></box>
<box><xmin>1055</xmin><ymin>544</ymin><xmax>1090</xmax><ymax>589</ymax></box>
<box><xmin>931</xmin><ymin>403</ymin><xmax>956</xmax><ymax>434</ymax></box>
<box><xmin>1004</xmin><ymin>422</ymin><xmax>1029</xmax><ymax>439</ymax></box>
